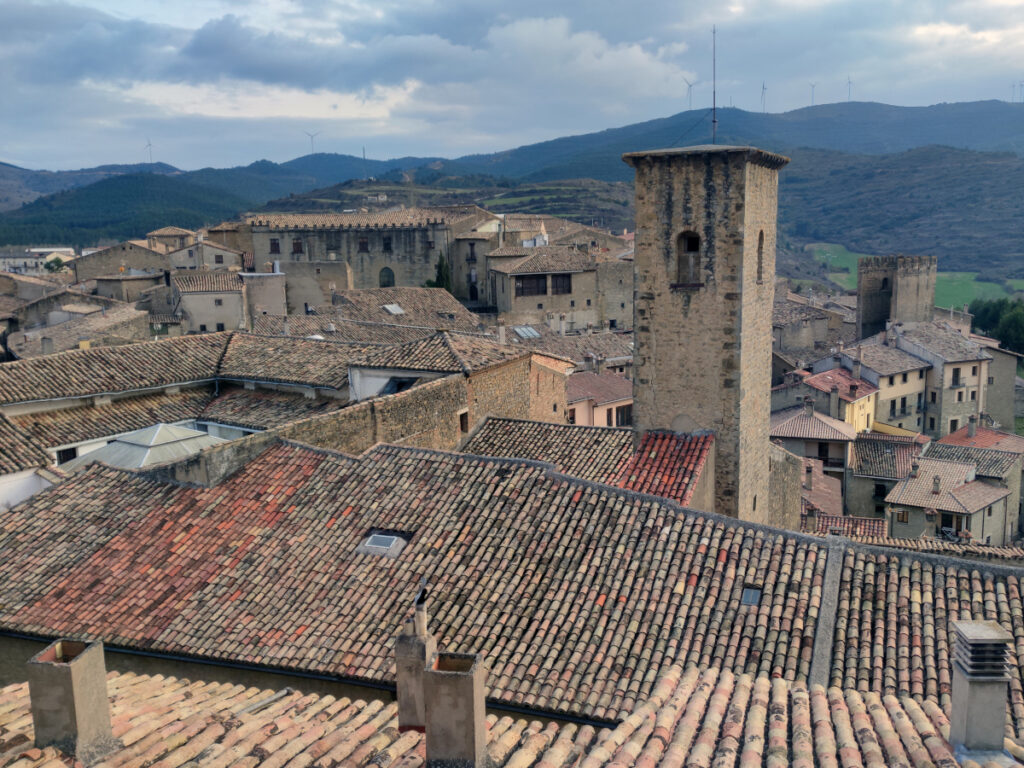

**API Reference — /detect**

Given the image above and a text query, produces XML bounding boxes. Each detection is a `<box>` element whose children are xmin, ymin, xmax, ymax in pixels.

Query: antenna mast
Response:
<box><xmin>362</xmin><ymin>146</ymin><xmax>368</xmax><ymax>181</ymax></box>
<box><xmin>712</xmin><ymin>25</ymin><xmax>717</xmax><ymax>144</ymax></box>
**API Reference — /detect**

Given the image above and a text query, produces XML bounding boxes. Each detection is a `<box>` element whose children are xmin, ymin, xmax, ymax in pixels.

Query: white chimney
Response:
<box><xmin>497</xmin><ymin>321</ymin><xmax>506</xmax><ymax>345</ymax></box>
<box><xmin>27</xmin><ymin>640</ymin><xmax>119</xmax><ymax>763</ymax></box>
<box><xmin>950</xmin><ymin>620</ymin><xmax>1012</xmax><ymax>753</ymax></box>
<box><xmin>424</xmin><ymin>652</ymin><xmax>488</xmax><ymax>767</ymax></box>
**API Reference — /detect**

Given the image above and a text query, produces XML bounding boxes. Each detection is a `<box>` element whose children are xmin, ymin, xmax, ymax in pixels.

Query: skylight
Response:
<box><xmin>513</xmin><ymin>325</ymin><xmax>540</xmax><ymax>339</ymax></box>
<box><xmin>366</xmin><ymin>533</ymin><xmax>399</xmax><ymax>549</ymax></box>
<box><xmin>383</xmin><ymin>303</ymin><xmax>405</xmax><ymax>315</ymax></box>
<box><xmin>356</xmin><ymin>529</ymin><xmax>412</xmax><ymax>558</ymax></box>
<box><xmin>741</xmin><ymin>586</ymin><xmax>762</xmax><ymax>606</ymax></box>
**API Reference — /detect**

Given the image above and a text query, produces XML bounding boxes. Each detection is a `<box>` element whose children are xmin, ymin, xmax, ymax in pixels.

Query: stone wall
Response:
<box><xmin>856</xmin><ymin>255</ymin><xmax>937</xmax><ymax>338</ymax></box>
<box><xmin>597</xmin><ymin>260</ymin><xmax>633</xmax><ymax>330</ymax></box>
<box><xmin>466</xmin><ymin>356</ymin><xmax>531</xmax><ymax>430</ymax></box>
<box><xmin>986</xmin><ymin>347</ymin><xmax>1017</xmax><ymax>432</ymax></box>
<box><xmin>768</xmin><ymin>442</ymin><xmax>802</xmax><ymax>530</ymax></box>
<box><xmin>528</xmin><ymin>357</ymin><xmax>570</xmax><ymax>424</ymax></box>
<box><xmin>242</xmin><ymin>273</ymin><xmax>288</xmax><ymax>321</ymax></box>
<box><xmin>625</xmin><ymin>146</ymin><xmax>786</xmax><ymax>522</ymax></box>
<box><xmin>277</xmin><ymin>261</ymin><xmax>353</xmax><ymax>313</ymax></box>
<box><xmin>73</xmin><ymin>243</ymin><xmax>168</xmax><ymax>283</ymax></box>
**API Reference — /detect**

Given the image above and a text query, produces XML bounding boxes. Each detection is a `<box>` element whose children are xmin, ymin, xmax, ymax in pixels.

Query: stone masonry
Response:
<box><xmin>856</xmin><ymin>254</ymin><xmax>937</xmax><ymax>338</ymax></box>
<box><xmin>623</xmin><ymin>145</ymin><xmax>789</xmax><ymax>521</ymax></box>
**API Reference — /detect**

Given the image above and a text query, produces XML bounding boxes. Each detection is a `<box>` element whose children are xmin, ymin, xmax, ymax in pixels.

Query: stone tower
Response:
<box><xmin>856</xmin><ymin>254</ymin><xmax>937</xmax><ymax>338</ymax></box>
<box><xmin>622</xmin><ymin>145</ymin><xmax>789</xmax><ymax>521</ymax></box>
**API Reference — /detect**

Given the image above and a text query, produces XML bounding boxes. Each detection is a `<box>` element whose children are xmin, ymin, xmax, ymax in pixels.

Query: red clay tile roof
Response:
<box><xmin>925</xmin><ymin>443</ymin><xmax>1022</xmax><ymax>478</ymax></box>
<box><xmin>9</xmin><ymin>389</ymin><xmax>213</xmax><ymax>448</ymax></box>
<box><xmin>351</xmin><ymin>331</ymin><xmax>526</xmax><ymax>374</ymax></box>
<box><xmin>884</xmin><ymin>456</ymin><xmax>1009</xmax><ymax>514</ymax></box>
<box><xmin>803</xmin><ymin>367</ymin><xmax>878</xmax><ymax>401</ymax></box>
<box><xmin>852</xmin><ymin>433</ymin><xmax>924</xmax><ymax>479</ymax></box>
<box><xmin>824</xmin><ymin>535</ymin><xmax>1024</xmax><ymax>563</ymax></box>
<box><xmin>329</xmin><ymin>287</ymin><xmax>482</xmax><ymax>332</ymax></box>
<box><xmin>4</xmin><ymin>664</ymin><xmax>1013</xmax><ymax>768</ymax></box>
<box><xmin>147</xmin><ymin>226</ymin><xmax>195</xmax><ymax>236</ymax></box>
<box><xmin>251</xmin><ymin>314</ymin><xmax>436</xmax><ymax>345</ymax></box>
<box><xmin>801</xmin><ymin>458</ymin><xmax>844</xmax><ymax>516</ymax></box>
<box><xmin>219</xmin><ymin>334</ymin><xmax>367</xmax><ymax>390</ymax></box>
<box><xmin>503</xmin><ymin>326</ymin><xmax>634</xmax><ymax>364</ymax></box>
<box><xmin>0</xmin><ymin>333</ymin><xmax>229</xmax><ymax>405</ymax></box>
<box><xmin>770</xmin><ymin>405</ymin><xmax>857</xmax><ymax>442</ymax></box>
<box><xmin>172</xmin><ymin>272</ymin><xmax>243</xmax><ymax>293</ymax></box>
<box><xmin>808</xmin><ymin>513</ymin><xmax>886</xmax><ymax>537</ymax></box>
<box><xmin>0</xmin><ymin>414</ymin><xmax>50</xmax><ymax>474</ymax></box>
<box><xmin>940</xmin><ymin>425</ymin><xmax>1024</xmax><ymax>453</ymax></box>
<box><xmin>566</xmin><ymin>371</ymin><xmax>632</xmax><ymax>405</ymax></box>
<box><xmin>246</xmin><ymin>208</ymin><xmax>464</xmax><ymax>229</ymax></box>
<box><xmin>0</xmin><ymin>440</ymin><xmax>822</xmax><ymax>721</ymax></box>
<box><xmin>488</xmin><ymin>248</ymin><xmax>595</xmax><ymax>275</ymax></box>
<box><xmin>462</xmin><ymin>418</ymin><xmax>712</xmax><ymax>507</ymax></box>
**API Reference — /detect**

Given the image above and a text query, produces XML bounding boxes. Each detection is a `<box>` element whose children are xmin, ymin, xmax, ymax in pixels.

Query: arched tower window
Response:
<box><xmin>756</xmin><ymin>230</ymin><xmax>765</xmax><ymax>284</ymax></box>
<box><xmin>675</xmin><ymin>231</ymin><xmax>701</xmax><ymax>286</ymax></box>
<box><xmin>379</xmin><ymin>267</ymin><xmax>395</xmax><ymax>287</ymax></box>
<box><xmin>881</xmin><ymin>277</ymin><xmax>889</xmax><ymax>290</ymax></box>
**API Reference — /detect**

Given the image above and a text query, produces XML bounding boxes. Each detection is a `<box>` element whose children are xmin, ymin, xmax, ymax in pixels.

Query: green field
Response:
<box><xmin>807</xmin><ymin>243</ymin><xmax>1021</xmax><ymax>308</ymax></box>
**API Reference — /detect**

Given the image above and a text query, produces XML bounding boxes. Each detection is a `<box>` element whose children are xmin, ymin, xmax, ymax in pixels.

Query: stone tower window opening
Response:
<box><xmin>674</xmin><ymin>231</ymin><xmax>703</xmax><ymax>289</ymax></box>
<box><xmin>379</xmin><ymin>267</ymin><xmax>395</xmax><ymax>288</ymax></box>
<box><xmin>756</xmin><ymin>230</ymin><xmax>765</xmax><ymax>284</ymax></box>
<box><xmin>881</xmin><ymin>277</ymin><xmax>889</xmax><ymax>290</ymax></box>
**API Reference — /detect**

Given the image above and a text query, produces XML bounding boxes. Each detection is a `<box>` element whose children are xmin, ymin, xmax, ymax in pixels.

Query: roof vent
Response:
<box><xmin>950</xmin><ymin>620</ymin><xmax>1012</xmax><ymax>753</ymax></box>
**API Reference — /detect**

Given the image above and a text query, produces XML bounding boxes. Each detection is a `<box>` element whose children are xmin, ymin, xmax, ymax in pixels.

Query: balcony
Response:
<box><xmin>820</xmin><ymin>457</ymin><xmax>845</xmax><ymax>470</ymax></box>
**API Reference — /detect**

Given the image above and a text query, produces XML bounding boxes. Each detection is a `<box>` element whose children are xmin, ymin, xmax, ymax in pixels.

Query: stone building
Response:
<box><xmin>623</xmin><ymin>144</ymin><xmax>789</xmax><ymax>522</ymax></box>
<box><xmin>856</xmin><ymin>254</ymin><xmax>937</xmax><ymax>338</ymax></box>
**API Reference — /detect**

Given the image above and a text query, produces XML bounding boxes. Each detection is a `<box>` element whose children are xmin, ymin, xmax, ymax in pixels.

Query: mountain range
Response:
<box><xmin>1</xmin><ymin>100</ymin><xmax>1022</xmax><ymax>276</ymax></box>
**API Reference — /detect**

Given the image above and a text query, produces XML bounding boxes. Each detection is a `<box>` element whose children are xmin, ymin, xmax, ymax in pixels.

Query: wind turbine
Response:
<box><xmin>144</xmin><ymin>138</ymin><xmax>153</xmax><ymax>164</ymax></box>
<box><xmin>847</xmin><ymin>75</ymin><xmax>852</xmax><ymax>102</ymax></box>
<box><xmin>304</xmin><ymin>130</ymin><xmax>321</xmax><ymax>154</ymax></box>
<box><xmin>684</xmin><ymin>77</ymin><xmax>698</xmax><ymax>110</ymax></box>
<box><xmin>810</xmin><ymin>82</ymin><xmax>817</xmax><ymax>107</ymax></box>
<box><xmin>761</xmin><ymin>81</ymin><xmax>767</xmax><ymax>113</ymax></box>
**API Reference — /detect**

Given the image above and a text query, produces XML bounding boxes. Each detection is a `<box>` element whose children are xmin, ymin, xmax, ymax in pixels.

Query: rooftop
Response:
<box><xmin>770</xmin><ymin>405</ymin><xmax>857</xmax><ymax>442</ymax></box>
<box><xmin>622</xmin><ymin>145</ymin><xmax>791</xmax><ymax>169</ymax></box>
<box><xmin>0</xmin><ymin>439</ymin><xmax>802</xmax><ymax>721</ymax></box>
<box><xmin>851</xmin><ymin>433</ymin><xmax>924</xmax><ymax>479</ymax></box>
<box><xmin>925</xmin><ymin>442</ymin><xmax>1022</xmax><ymax>478</ymax></box>
<box><xmin>172</xmin><ymin>272</ymin><xmax>243</xmax><ymax>293</ymax></box>
<box><xmin>803</xmin><ymin>367</ymin><xmax>878</xmax><ymax>401</ymax></box>
<box><xmin>884</xmin><ymin>456</ymin><xmax>1009</xmax><ymax>514</ymax></box>
<box><xmin>251</xmin><ymin>314</ymin><xmax>437</xmax><ymax>345</ymax></box>
<box><xmin>6</xmin><ymin>303</ymin><xmax>149</xmax><ymax>359</ymax></box>
<box><xmin>0</xmin><ymin>414</ymin><xmax>50</xmax><ymax>475</ymax></box>
<box><xmin>940</xmin><ymin>425</ymin><xmax>1024</xmax><ymax>453</ymax></box>
<box><xmin>147</xmin><ymin>226</ymin><xmax>196</xmax><ymax>237</ymax></box>
<box><xmin>329</xmin><ymin>287</ymin><xmax>481</xmax><ymax>332</ymax></box>
<box><xmin>853</xmin><ymin>340</ymin><xmax>931</xmax><ymax>376</ymax></box>
<box><xmin>60</xmin><ymin>423</ymin><xmax>226</xmax><ymax>470</ymax></box>
<box><xmin>898</xmin><ymin>321</ymin><xmax>992</xmax><ymax>363</ymax></box>
<box><xmin>351</xmin><ymin>331</ymin><xmax>526</xmax><ymax>375</ymax></box>
<box><xmin>502</xmin><ymin>325</ymin><xmax>634</xmax><ymax>364</ymax></box>
<box><xmin>566</xmin><ymin>371</ymin><xmax>632</xmax><ymax>405</ymax></box>
<box><xmin>246</xmin><ymin>207</ymin><xmax>478</xmax><ymax>229</ymax></box>
<box><xmin>489</xmin><ymin>248</ymin><xmax>596</xmax><ymax>275</ymax></box>
<box><xmin>772</xmin><ymin>298</ymin><xmax>830</xmax><ymax>326</ymax></box>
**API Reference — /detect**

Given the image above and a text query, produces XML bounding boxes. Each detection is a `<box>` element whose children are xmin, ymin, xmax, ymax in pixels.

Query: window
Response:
<box><xmin>269</xmin><ymin>238</ymin><xmax>280</xmax><ymax>254</ymax></box>
<box><xmin>214</xmin><ymin>253</ymin><xmax>224</xmax><ymax>264</ymax></box>
<box><xmin>586</xmin><ymin>299</ymin><xmax>591</xmax><ymax>307</ymax></box>
<box><xmin>919</xmin><ymin>370</ymin><xmax>925</xmax><ymax>379</ymax></box>
<box><xmin>56</xmin><ymin>446</ymin><xmax>77</xmax><ymax>464</ymax></box>
<box><xmin>755</xmin><ymin>230</ymin><xmax>765</xmax><ymax>284</ymax></box>
<box><xmin>615</xmin><ymin>403</ymin><xmax>632</xmax><ymax>426</ymax></box>
<box><xmin>606</xmin><ymin>409</ymin><xmax>613</xmax><ymax>426</ymax></box>
<box><xmin>881</xmin><ymin>277</ymin><xmax>889</xmax><ymax>290</ymax></box>
<box><xmin>552</xmin><ymin>403</ymin><xmax>558</xmax><ymax>413</ymax></box>
<box><xmin>741</xmin><ymin>586</ymin><xmax>762</xmax><ymax>606</ymax></box>
<box><xmin>216</xmin><ymin>323</ymin><xmax>225</xmax><ymax>332</ymax></box>
<box><xmin>315</xmin><ymin>268</ymin><xmax>321</xmax><ymax>275</ymax></box>
<box><xmin>427</xmin><ymin>240</ymin><xmax>435</xmax><ymax>249</ymax></box>
<box><xmin>551</xmin><ymin>274</ymin><xmax>572</xmax><ymax>294</ymax></box>
<box><xmin>358</xmin><ymin>238</ymin><xmax>369</xmax><ymax>253</ymax></box>
<box><xmin>888</xmin><ymin>375</ymin><xmax>895</xmax><ymax>386</ymax></box>
<box><xmin>988</xmin><ymin>376</ymin><xmax>995</xmax><ymax>385</ymax></box>
<box><xmin>897</xmin><ymin>508</ymin><xmax>908</xmax><ymax>524</ymax></box>
<box><xmin>568</xmin><ymin>408</ymin><xmax>576</xmax><ymax>424</ymax></box>
<box><xmin>901</xmin><ymin>373</ymin><xmax>908</xmax><ymax>383</ymax></box>
<box><xmin>515</xmin><ymin>275</ymin><xmax>546</xmax><ymax>297</ymax></box>
<box><xmin>930</xmin><ymin>391</ymin><xmax>936</xmax><ymax>403</ymax></box>
<box><xmin>929</xmin><ymin>417</ymin><xmax>935</xmax><ymax>430</ymax></box>
<box><xmin>817</xmin><ymin>442</ymin><xmax>829</xmax><ymax>460</ymax></box>
<box><xmin>383</xmin><ymin>236</ymin><xmax>392</xmax><ymax>253</ymax></box>
<box><xmin>952</xmin><ymin>367</ymin><xmax>961</xmax><ymax>386</ymax></box>
<box><xmin>459</xmin><ymin>412</ymin><xmax>469</xmax><ymax>433</ymax></box>
<box><xmin>291</xmin><ymin>239</ymin><xmax>303</xmax><ymax>254</ymax></box>
<box><xmin>889</xmin><ymin>400</ymin><xmax>896</xmax><ymax>418</ymax></box>
<box><xmin>957</xmin><ymin>391</ymin><xmax>963</xmax><ymax>402</ymax></box>
<box><xmin>675</xmin><ymin>231</ymin><xmax>702</xmax><ymax>287</ymax></box>
<box><xmin>988</xmin><ymin>506</ymin><xmax>992</xmax><ymax>517</ymax></box>
<box><xmin>972</xmin><ymin>365</ymin><xmax>977</xmax><ymax>376</ymax></box>
<box><xmin>874</xmin><ymin>483</ymin><xmax>887</xmax><ymax>499</ymax></box>
<box><xmin>199</xmin><ymin>324</ymin><xmax>207</xmax><ymax>332</ymax></box>
<box><xmin>356</xmin><ymin>530</ymin><xmax>410</xmax><ymax>558</ymax></box>
<box><xmin>950</xmin><ymin>418</ymin><xmax>959</xmax><ymax>432</ymax></box>
<box><xmin>570</xmin><ymin>300</ymin><xmax>575</xmax><ymax>308</ymax></box>
<box><xmin>379</xmin><ymin>267</ymin><xmax>395</xmax><ymax>288</ymax></box>
<box><xmin>537</xmin><ymin>303</ymin><xmax>543</xmax><ymax>310</ymax></box>
<box><xmin>214</xmin><ymin>298</ymin><xmax>223</xmax><ymax>306</ymax></box>
<box><xmin>970</xmin><ymin>390</ymin><xmax>976</xmax><ymax>401</ymax></box>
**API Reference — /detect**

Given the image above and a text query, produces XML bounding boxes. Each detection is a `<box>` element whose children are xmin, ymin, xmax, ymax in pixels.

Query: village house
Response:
<box><xmin>565</xmin><ymin>370</ymin><xmax>632</xmax><ymax>426</ymax></box>
<box><xmin>846</xmin><ymin>431</ymin><xmax>927</xmax><ymax>518</ymax></box>
<box><xmin>770</xmin><ymin>399</ymin><xmax>857</xmax><ymax>489</ymax></box>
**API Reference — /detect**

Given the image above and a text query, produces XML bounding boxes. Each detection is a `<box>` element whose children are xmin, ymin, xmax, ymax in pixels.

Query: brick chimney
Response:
<box><xmin>425</xmin><ymin>652</ymin><xmax>488</xmax><ymax>767</ymax></box>
<box><xmin>910</xmin><ymin>460</ymin><xmax>919</xmax><ymax>478</ymax></box>
<box><xmin>950</xmin><ymin>620</ymin><xmax>1012</xmax><ymax>753</ymax></box>
<box><xmin>804</xmin><ymin>463</ymin><xmax>813</xmax><ymax>490</ymax></box>
<box><xmin>26</xmin><ymin>640</ymin><xmax>120</xmax><ymax>763</ymax></box>
<box><xmin>932</xmin><ymin>475</ymin><xmax>941</xmax><ymax>494</ymax></box>
<box><xmin>803</xmin><ymin>397</ymin><xmax>814</xmax><ymax>418</ymax></box>
<box><xmin>829</xmin><ymin>385</ymin><xmax>840</xmax><ymax>419</ymax></box>
<box><xmin>968</xmin><ymin>414</ymin><xmax>977</xmax><ymax>438</ymax></box>
<box><xmin>395</xmin><ymin>593</ymin><xmax>436</xmax><ymax>732</ymax></box>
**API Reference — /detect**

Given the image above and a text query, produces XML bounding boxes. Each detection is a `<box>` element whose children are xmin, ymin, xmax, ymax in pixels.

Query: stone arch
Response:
<box><xmin>379</xmin><ymin>267</ymin><xmax>395</xmax><ymax>288</ymax></box>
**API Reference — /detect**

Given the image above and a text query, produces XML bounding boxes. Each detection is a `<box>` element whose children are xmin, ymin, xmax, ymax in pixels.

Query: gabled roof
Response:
<box><xmin>329</xmin><ymin>287</ymin><xmax>481</xmax><ymax>332</ymax></box>
<box><xmin>351</xmin><ymin>331</ymin><xmax>525</xmax><ymax>375</ymax></box>
<box><xmin>252</xmin><ymin>314</ymin><xmax>436</xmax><ymax>345</ymax></box>
<box><xmin>147</xmin><ymin>226</ymin><xmax>195</xmax><ymax>237</ymax></box>
<box><xmin>884</xmin><ymin>456</ymin><xmax>1009</xmax><ymax>513</ymax></box>
<box><xmin>940</xmin><ymin>425</ymin><xmax>1024</xmax><ymax>453</ymax></box>
<box><xmin>7</xmin><ymin>303</ymin><xmax>149</xmax><ymax>359</ymax></box>
<box><xmin>172</xmin><ymin>271</ymin><xmax>243</xmax><ymax>293</ymax></box>
<box><xmin>502</xmin><ymin>325</ymin><xmax>634</xmax><ymax>364</ymax></box>
<box><xmin>462</xmin><ymin>418</ymin><xmax>712</xmax><ymax>507</ymax></box>
<box><xmin>925</xmin><ymin>442</ymin><xmax>1021</xmax><ymax>478</ymax></box>
<box><xmin>851</xmin><ymin>433</ymin><xmax>923</xmax><ymax>479</ymax></box>
<box><xmin>854</xmin><ymin>339</ymin><xmax>931</xmax><ymax>375</ymax></box>
<box><xmin>0</xmin><ymin>414</ymin><xmax>50</xmax><ymax>474</ymax></box>
<box><xmin>898</xmin><ymin>321</ymin><xmax>992</xmax><ymax>363</ymax></box>
<box><xmin>806</xmin><ymin>513</ymin><xmax>886</xmax><ymax>537</ymax></box>
<box><xmin>770</xmin><ymin>406</ymin><xmax>857</xmax><ymax>442</ymax></box>
<box><xmin>0</xmin><ymin>440</ymin><xmax>816</xmax><ymax>721</ymax></box>
<box><xmin>488</xmin><ymin>248</ymin><xmax>595</xmax><ymax>275</ymax></box>
<box><xmin>199</xmin><ymin>386</ymin><xmax>348</xmax><ymax>430</ymax></box>
<box><xmin>218</xmin><ymin>334</ymin><xmax>367</xmax><ymax>390</ymax></box>
<box><xmin>566</xmin><ymin>371</ymin><xmax>632</xmax><ymax>405</ymax></box>
<box><xmin>802</xmin><ymin>367</ymin><xmax>877</xmax><ymax>401</ymax></box>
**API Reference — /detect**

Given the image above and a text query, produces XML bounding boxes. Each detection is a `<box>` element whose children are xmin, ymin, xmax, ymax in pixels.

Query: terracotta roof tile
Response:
<box><xmin>803</xmin><ymin>368</ymin><xmax>878</xmax><ymax>401</ymax></box>
<box><xmin>218</xmin><ymin>334</ymin><xmax>367</xmax><ymax>390</ymax></box>
<box><xmin>884</xmin><ymin>457</ymin><xmax>1009</xmax><ymax>514</ymax></box>
<box><xmin>771</xmin><ymin>406</ymin><xmax>857</xmax><ymax>442</ymax></box>
<box><xmin>172</xmin><ymin>272</ymin><xmax>243</xmax><ymax>293</ymax></box>
<box><xmin>251</xmin><ymin>314</ymin><xmax>436</xmax><ymax>345</ymax></box>
<box><xmin>503</xmin><ymin>327</ymin><xmax>633</xmax><ymax>365</ymax></box>
<box><xmin>246</xmin><ymin>207</ymin><xmax>474</xmax><ymax>229</ymax></box>
<box><xmin>0</xmin><ymin>440</ymin><xmax>820</xmax><ymax>720</ymax></box>
<box><xmin>852</xmin><ymin>434</ymin><xmax>924</xmax><ymax>479</ymax></box>
<box><xmin>925</xmin><ymin>443</ymin><xmax>1021</xmax><ymax>478</ymax></box>
<box><xmin>199</xmin><ymin>386</ymin><xmax>346</xmax><ymax>430</ymax></box>
<box><xmin>939</xmin><ymin>426</ymin><xmax>1024</xmax><ymax>454</ymax></box>
<box><xmin>489</xmin><ymin>248</ymin><xmax>596</xmax><ymax>275</ymax></box>
<box><xmin>0</xmin><ymin>414</ymin><xmax>50</xmax><ymax>474</ymax></box>
<box><xmin>566</xmin><ymin>372</ymin><xmax>632</xmax><ymax>405</ymax></box>
<box><xmin>807</xmin><ymin>514</ymin><xmax>886</xmax><ymax>537</ymax></box>
<box><xmin>351</xmin><ymin>331</ymin><xmax>526</xmax><ymax>374</ymax></box>
<box><xmin>329</xmin><ymin>287</ymin><xmax>482</xmax><ymax>332</ymax></box>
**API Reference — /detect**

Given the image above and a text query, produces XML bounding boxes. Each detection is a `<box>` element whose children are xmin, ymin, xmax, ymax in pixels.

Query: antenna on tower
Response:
<box><xmin>304</xmin><ymin>130</ymin><xmax>321</xmax><ymax>155</ymax></box>
<box><xmin>144</xmin><ymin>138</ymin><xmax>153</xmax><ymax>164</ymax></box>
<box><xmin>761</xmin><ymin>81</ymin><xmax>767</xmax><ymax>113</ymax></box>
<box><xmin>847</xmin><ymin>75</ymin><xmax>852</xmax><ymax>102</ymax></box>
<box><xmin>711</xmin><ymin>25</ymin><xmax>718</xmax><ymax>144</ymax></box>
<box><xmin>810</xmin><ymin>82</ymin><xmax>817</xmax><ymax>107</ymax></box>
<box><xmin>683</xmin><ymin>77</ymin><xmax>697</xmax><ymax>110</ymax></box>
<box><xmin>362</xmin><ymin>146</ymin><xmax>368</xmax><ymax>181</ymax></box>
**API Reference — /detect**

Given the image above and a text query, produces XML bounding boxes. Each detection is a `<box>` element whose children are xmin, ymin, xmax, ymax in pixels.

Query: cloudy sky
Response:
<box><xmin>2</xmin><ymin>0</ymin><xmax>1022</xmax><ymax>170</ymax></box>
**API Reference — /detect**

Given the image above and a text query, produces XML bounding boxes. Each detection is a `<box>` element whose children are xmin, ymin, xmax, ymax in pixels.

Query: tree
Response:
<box><xmin>43</xmin><ymin>256</ymin><xmax>64</xmax><ymax>273</ymax></box>
<box><xmin>424</xmin><ymin>255</ymin><xmax>452</xmax><ymax>292</ymax></box>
